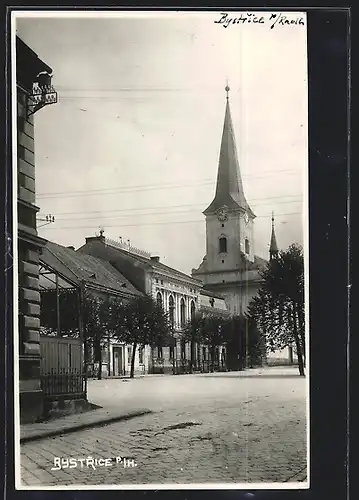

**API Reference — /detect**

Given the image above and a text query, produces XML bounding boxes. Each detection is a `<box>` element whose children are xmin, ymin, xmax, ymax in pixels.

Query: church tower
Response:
<box><xmin>269</xmin><ymin>212</ymin><xmax>279</xmax><ymax>260</ymax></box>
<box><xmin>203</xmin><ymin>85</ymin><xmax>255</xmax><ymax>271</ymax></box>
<box><xmin>192</xmin><ymin>86</ymin><xmax>266</xmax><ymax>315</ymax></box>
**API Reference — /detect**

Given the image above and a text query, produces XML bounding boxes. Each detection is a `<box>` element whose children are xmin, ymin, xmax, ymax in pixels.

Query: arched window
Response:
<box><xmin>219</xmin><ymin>237</ymin><xmax>227</xmax><ymax>253</ymax></box>
<box><xmin>180</xmin><ymin>298</ymin><xmax>186</xmax><ymax>327</ymax></box>
<box><xmin>169</xmin><ymin>295</ymin><xmax>174</xmax><ymax>327</ymax></box>
<box><xmin>190</xmin><ymin>300</ymin><xmax>196</xmax><ymax>320</ymax></box>
<box><xmin>245</xmin><ymin>238</ymin><xmax>250</xmax><ymax>254</ymax></box>
<box><xmin>156</xmin><ymin>292</ymin><xmax>162</xmax><ymax>308</ymax></box>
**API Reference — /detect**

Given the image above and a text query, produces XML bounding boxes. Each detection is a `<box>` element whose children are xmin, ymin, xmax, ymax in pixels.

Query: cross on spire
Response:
<box><xmin>225</xmin><ymin>81</ymin><xmax>230</xmax><ymax>100</ymax></box>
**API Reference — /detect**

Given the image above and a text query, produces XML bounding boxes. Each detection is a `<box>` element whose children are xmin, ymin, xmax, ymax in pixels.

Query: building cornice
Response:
<box><xmin>151</xmin><ymin>268</ymin><xmax>202</xmax><ymax>289</ymax></box>
<box><xmin>18</xmin><ymin>226</ymin><xmax>47</xmax><ymax>247</ymax></box>
<box><xmin>18</xmin><ymin>199</ymin><xmax>41</xmax><ymax>213</ymax></box>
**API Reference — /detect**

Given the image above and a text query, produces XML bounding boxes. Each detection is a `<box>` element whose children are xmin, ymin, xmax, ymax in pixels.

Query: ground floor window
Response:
<box><xmin>139</xmin><ymin>347</ymin><xmax>144</xmax><ymax>364</ymax></box>
<box><xmin>157</xmin><ymin>346</ymin><xmax>163</xmax><ymax>358</ymax></box>
<box><xmin>202</xmin><ymin>346</ymin><xmax>206</xmax><ymax>361</ymax></box>
<box><xmin>127</xmin><ymin>347</ymin><xmax>132</xmax><ymax>364</ymax></box>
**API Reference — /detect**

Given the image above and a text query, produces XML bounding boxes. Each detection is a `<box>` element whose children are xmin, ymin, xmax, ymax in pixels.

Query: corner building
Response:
<box><xmin>16</xmin><ymin>37</ymin><xmax>54</xmax><ymax>423</ymax></box>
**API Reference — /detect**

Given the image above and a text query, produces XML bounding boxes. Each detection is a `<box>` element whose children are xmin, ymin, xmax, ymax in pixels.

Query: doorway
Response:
<box><xmin>113</xmin><ymin>346</ymin><xmax>123</xmax><ymax>376</ymax></box>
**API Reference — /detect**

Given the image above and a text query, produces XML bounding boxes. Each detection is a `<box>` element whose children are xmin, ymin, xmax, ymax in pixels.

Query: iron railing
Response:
<box><xmin>40</xmin><ymin>368</ymin><xmax>87</xmax><ymax>400</ymax></box>
<box><xmin>171</xmin><ymin>359</ymin><xmax>227</xmax><ymax>374</ymax></box>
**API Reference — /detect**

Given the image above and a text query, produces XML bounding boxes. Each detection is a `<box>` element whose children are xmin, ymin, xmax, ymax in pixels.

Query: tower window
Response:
<box><xmin>221</xmin><ymin>224</ymin><xmax>224</xmax><ymax>228</ymax></box>
<box><xmin>219</xmin><ymin>237</ymin><xmax>227</xmax><ymax>253</ymax></box>
<box><xmin>245</xmin><ymin>238</ymin><xmax>250</xmax><ymax>254</ymax></box>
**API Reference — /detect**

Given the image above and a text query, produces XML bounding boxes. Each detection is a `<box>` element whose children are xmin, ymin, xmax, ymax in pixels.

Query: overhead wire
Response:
<box><xmin>47</xmin><ymin>198</ymin><xmax>302</xmax><ymax>222</ymax></box>
<box><xmin>40</xmin><ymin>211</ymin><xmax>302</xmax><ymax>231</ymax></box>
<box><xmin>36</xmin><ymin>170</ymin><xmax>301</xmax><ymax>199</ymax></box>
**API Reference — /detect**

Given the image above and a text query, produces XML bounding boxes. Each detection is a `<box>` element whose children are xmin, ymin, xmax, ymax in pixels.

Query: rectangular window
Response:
<box><xmin>202</xmin><ymin>347</ymin><xmax>206</xmax><ymax>361</ymax></box>
<box><xmin>127</xmin><ymin>347</ymin><xmax>132</xmax><ymax>364</ymax></box>
<box><xmin>157</xmin><ymin>346</ymin><xmax>163</xmax><ymax>358</ymax></box>
<box><xmin>169</xmin><ymin>345</ymin><xmax>174</xmax><ymax>359</ymax></box>
<box><xmin>139</xmin><ymin>348</ymin><xmax>144</xmax><ymax>364</ymax></box>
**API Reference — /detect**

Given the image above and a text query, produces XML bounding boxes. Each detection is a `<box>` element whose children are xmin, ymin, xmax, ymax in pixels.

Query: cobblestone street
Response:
<box><xmin>19</xmin><ymin>368</ymin><xmax>308</xmax><ymax>487</ymax></box>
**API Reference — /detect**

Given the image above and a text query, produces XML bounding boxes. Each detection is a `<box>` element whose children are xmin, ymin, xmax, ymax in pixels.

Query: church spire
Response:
<box><xmin>204</xmin><ymin>85</ymin><xmax>255</xmax><ymax>217</ymax></box>
<box><xmin>269</xmin><ymin>212</ymin><xmax>279</xmax><ymax>260</ymax></box>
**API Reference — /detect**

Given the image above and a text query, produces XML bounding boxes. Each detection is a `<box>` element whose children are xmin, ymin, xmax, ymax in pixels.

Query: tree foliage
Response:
<box><xmin>40</xmin><ymin>288</ymin><xmax>80</xmax><ymax>337</ymax></box>
<box><xmin>248</xmin><ymin>243</ymin><xmax>306</xmax><ymax>375</ymax></box>
<box><xmin>112</xmin><ymin>294</ymin><xmax>170</xmax><ymax>378</ymax></box>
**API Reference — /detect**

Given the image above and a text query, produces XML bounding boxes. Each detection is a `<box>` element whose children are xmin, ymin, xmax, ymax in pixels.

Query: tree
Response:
<box><xmin>40</xmin><ymin>288</ymin><xmax>80</xmax><ymax>337</ymax></box>
<box><xmin>220</xmin><ymin>314</ymin><xmax>264</xmax><ymax>371</ymax></box>
<box><xmin>113</xmin><ymin>294</ymin><xmax>170</xmax><ymax>378</ymax></box>
<box><xmin>182</xmin><ymin>312</ymin><xmax>205</xmax><ymax>373</ymax></box>
<box><xmin>248</xmin><ymin>243</ymin><xmax>306</xmax><ymax>376</ymax></box>
<box><xmin>201</xmin><ymin>313</ymin><xmax>229</xmax><ymax>372</ymax></box>
<box><xmin>82</xmin><ymin>291</ymin><xmax>114</xmax><ymax>380</ymax></box>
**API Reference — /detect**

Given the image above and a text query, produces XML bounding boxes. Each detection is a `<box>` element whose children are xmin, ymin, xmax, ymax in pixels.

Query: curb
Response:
<box><xmin>20</xmin><ymin>409</ymin><xmax>153</xmax><ymax>444</ymax></box>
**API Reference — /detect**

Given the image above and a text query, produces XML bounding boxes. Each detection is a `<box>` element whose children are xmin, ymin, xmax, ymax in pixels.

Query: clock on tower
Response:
<box><xmin>217</xmin><ymin>205</ymin><xmax>228</xmax><ymax>222</ymax></box>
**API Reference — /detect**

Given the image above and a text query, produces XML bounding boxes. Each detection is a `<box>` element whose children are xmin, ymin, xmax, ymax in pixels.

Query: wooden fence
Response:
<box><xmin>40</xmin><ymin>335</ymin><xmax>83</xmax><ymax>374</ymax></box>
<box><xmin>39</xmin><ymin>335</ymin><xmax>86</xmax><ymax>399</ymax></box>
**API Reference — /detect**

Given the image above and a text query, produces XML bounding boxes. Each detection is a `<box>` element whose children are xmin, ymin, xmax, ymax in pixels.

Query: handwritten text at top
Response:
<box><xmin>214</xmin><ymin>12</ymin><xmax>305</xmax><ymax>29</ymax></box>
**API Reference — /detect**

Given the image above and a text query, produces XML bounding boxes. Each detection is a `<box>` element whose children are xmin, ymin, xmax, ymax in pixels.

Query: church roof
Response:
<box><xmin>270</xmin><ymin>216</ymin><xmax>279</xmax><ymax>254</ymax></box>
<box><xmin>203</xmin><ymin>93</ymin><xmax>255</xmax><ymax>218</ymax></box>
<box><xmin>192</xmin><ymin>253</ymin><xmax>267</xmax><ymax>280</ymax></box>
<box><xmin>270</xmin><ymin>228</ymin><xmax>279</xmax><ymax>254</ymax></box>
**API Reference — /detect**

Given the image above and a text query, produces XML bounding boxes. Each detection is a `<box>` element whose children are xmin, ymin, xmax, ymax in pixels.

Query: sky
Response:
<box><xmin>15</xmin><ymin>11</ymin><xmax>308</xmax><ymax>275</ymax></box>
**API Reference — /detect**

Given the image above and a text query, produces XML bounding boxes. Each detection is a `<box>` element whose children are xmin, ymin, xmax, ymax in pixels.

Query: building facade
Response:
<box><xmin>16</xmin><ymin>37</ymin><xmax>57</xmax><ymax>423</ymax></box>
<box><xmin>39</xmin><ymin>240</ymin><xmax>146</xmax><ymax>380</ymax></box>
<box><xmin>192</xmin><ymin>86</ymin><xmax>267</xmax><ymax>316</ymax></box>
<box><xmin>78</xmin><ymin>234</ymin><xmax>229</xmax><ymax>373</ymax></box>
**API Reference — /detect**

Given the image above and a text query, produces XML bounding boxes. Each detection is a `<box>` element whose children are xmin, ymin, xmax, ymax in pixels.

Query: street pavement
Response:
<box><xmin>19</xmin><ymin>367</ymin><xmax>308</xmax><ymax>487</ymax></box>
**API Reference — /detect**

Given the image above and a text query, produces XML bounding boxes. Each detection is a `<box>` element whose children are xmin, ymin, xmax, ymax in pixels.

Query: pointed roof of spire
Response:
<box><xmin>204</xmin><ymin>87</ymin><xmax>255</xmax><ymax>217</ymax></box>
<box><xmin>270</xmin><ymin>213</ymin><xmax>279</xmax><ymax>255</ymax></box>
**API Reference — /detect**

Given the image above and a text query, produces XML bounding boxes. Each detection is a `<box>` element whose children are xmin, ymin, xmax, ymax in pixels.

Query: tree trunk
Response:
<box><xmin>289</xmin><ymin>346</ymin><xmax>294</xmax><ymax>364</ymax></box>
<box><xmin>172</xmin><ymin>337</ymin><xmax>176</xmax><ymax>375</ymax></box>
<box><xmin>189</xmin><ymin>340</ymin><xmax>195</xmax><ymax>373</ymax></box>
<box><xmin>130</xmin><ymin>342</ymin><xmax>137</xmax><ymax>378</ymax></box>
<box><xmin>297</xmin><ymin>303</ymin><xmax>306</xmax><ymax>367</ymax></box>
<box><xmin>97</xmin><ymin>342</ymin><xmax>102</xmax><ymax>380</ymax></box>
<box><xmin>211</xmin><ymin>346</ymin><xmax>215</xmax><ymax>372</ymax></box>
<box><xmin>292</xmin><ymin>304</ymin><xmax>305</xmax><ymax>376</ymax></box>
<box><xmin>83</xmin><ymin>334</ymin><xmax>89</xmax><ymax>375</ymax></box>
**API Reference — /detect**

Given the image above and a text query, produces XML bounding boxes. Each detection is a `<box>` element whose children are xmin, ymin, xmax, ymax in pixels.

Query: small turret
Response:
<box><xmin>269</xmin><ymin>212</ymin><xmax>279</xmax><ymax>260</ymax></box>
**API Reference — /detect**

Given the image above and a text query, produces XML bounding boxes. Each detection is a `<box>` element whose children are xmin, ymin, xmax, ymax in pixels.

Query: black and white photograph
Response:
<box><xmin>13</xmin><ymin>10</ymin><xmax>309</xmax><ymax>489</ymax></box>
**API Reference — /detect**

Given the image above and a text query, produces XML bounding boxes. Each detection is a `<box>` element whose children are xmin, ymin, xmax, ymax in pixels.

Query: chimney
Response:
<box><xmin>150</xmin><ymin>256</ymin><xmax>160</xmax><ymax>263</ymax></box>
<box><xmin>85</xmin><ymin>234</ymin><xmax>105</xmax><ymax>245</ymax></box>
<box><xmin>67</xmin><ymin>246</ymin><xmax>75</xmax><ymax>251</ymax></box>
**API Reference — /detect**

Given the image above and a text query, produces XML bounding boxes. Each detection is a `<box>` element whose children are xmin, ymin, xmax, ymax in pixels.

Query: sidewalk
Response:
<box><xmin>20</xmin><ymin>407</ymin><xmax>152</xmax><ymax>444</ymax></box>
